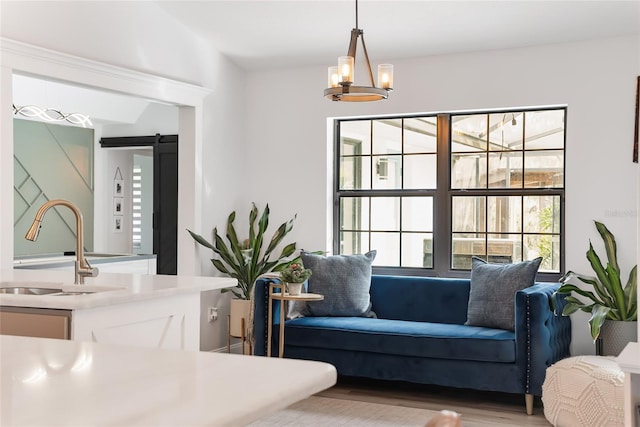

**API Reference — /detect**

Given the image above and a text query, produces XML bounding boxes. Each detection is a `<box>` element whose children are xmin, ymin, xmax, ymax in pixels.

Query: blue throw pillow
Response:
<box><xmin>465</xmin><ymin>256</ymin><xmax>542</xmax><ymax>331</ymax></box>
<box><xmin>300</xmin><ymin>250</ymin><xmax>377</xmax><ymax>317</ymax></box>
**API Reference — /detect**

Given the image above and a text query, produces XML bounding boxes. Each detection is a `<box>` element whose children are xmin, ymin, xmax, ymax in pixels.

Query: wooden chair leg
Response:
<box><xmin>241</xmin><ymin>317</ymin><xmax>246</xmax><ymax>355</ymax></box>
<box><xmin>525</xmin><ymin>393</ymin><xmax>534</xmax><ymax>415</ymax></box>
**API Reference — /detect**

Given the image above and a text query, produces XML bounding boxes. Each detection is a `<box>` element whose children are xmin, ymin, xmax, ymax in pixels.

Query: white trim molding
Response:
<box><xmin>0</xmin><ymin>38</ymin><xmax>211</xmax><ymax>275</ymax></box>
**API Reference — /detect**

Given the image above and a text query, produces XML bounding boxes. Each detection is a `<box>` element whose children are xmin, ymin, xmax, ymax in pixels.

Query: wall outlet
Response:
<box><xmin>208</xmin><ymin>307</ymin><xmax>218</xmax><ymax>322</ymax></box>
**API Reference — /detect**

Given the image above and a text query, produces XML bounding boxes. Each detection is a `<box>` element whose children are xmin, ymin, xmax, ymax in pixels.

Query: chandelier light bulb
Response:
<box><xmin>377</xmin><ymin>64</ymin><xmax>394</xmax><ymax>90</ymax></box>
<box><xmin>328</xmin><ymin>66</ymin><xmax>340</xmax><ymax>88</ymax></box>
<box><xmin>338</xmin><ymin>56</ymin><xmax>354</xmax><ymax>84</ymax></box>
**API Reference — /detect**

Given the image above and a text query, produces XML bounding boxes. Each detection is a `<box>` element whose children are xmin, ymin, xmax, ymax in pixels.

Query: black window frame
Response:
<box><xmin>333</xmin><ymin>107</ymin><xmax>566</xmax><ymax>282</ymax></box>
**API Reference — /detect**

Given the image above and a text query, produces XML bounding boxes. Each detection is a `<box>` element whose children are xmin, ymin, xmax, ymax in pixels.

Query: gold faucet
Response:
<box><xmin>25</xmin><ymin>199</ymin><xmax>98</xmax><ymax>285</ymax></box>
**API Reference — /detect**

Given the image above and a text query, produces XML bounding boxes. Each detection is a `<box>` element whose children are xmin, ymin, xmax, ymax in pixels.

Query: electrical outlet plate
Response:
<box><xmin>208</xmin><ymin>307</ymin><xmax>218</xmax><ymax>322</ymax></box>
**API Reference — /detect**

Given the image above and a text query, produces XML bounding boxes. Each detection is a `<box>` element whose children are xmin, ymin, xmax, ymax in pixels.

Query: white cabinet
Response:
<box><xmin>72</xmin><ymin>292</ymin><xmax>200</xmax><ymax>350</ymax></box>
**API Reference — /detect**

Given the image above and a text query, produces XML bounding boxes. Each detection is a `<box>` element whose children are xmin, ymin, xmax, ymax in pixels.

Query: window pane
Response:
<box><xmin>371</xmin><ymin>197</ymin><xmax>399</xmax><ymax>231</ymax></box>
<box><xmin>524</xmin><ymin>150</ymin><xmax>564</xmax><ymax>188</ymax></box>
<box><xmin>372</xmin><ymin>119</ymin><xmax>401</xmax><ymax>154</ymax></box>
<box><xmin>405</xmin><ymin>117</ymin><xmax>437</xmax><ymax>154</ymax></box>
<box><xmin>451</xmin><ymin>114</ymin><xmax>487</xmax><ymax>152</ymax></box>
<box><xmin>372</xmin><ymin>155</ymin><xmax>401</xmax><ymax>189</ymax></box>
<box><xmin>487</xmin><ymin>233</ymin><xmax>522</xmax><ymax>263</ymax></box>
<box><xmin>340</xmin><ymin>197</ymin><xmax>369</xmax><ymax>230</ymax></box>
<box><xmin>452</xmin><ymin>233</ymin><xmax>487</xmax><ymax>269</ymax></box>
<box><xmin>404</xmin><ymin>154</ymin><xmax>436</xmax><ymax>189</ymax></box>
<box><xmin>371</xmin><ymin>232</ymin><xmax>400</xmax><ymax>266</ymax></box>
<box><xmin>488</xmin><ymin>112</ymin><xmax>523</xmax><ymax>151</ymax></box>
<box><xmin>402</xmin><ymin>197</ymin><xmax>433</xmax><ymax>231</ymax></box>
<box><xmin>451</xmin><ymin>154</ymin><xmax>487</xmax><ymax>189</ymax></box>
<box><xmin>523</xmin><ymin>195</ymin><xmax>561</xmax><ymax>233</ymax></box>
<box><xmin>341</xmin><ymin>121</ymin><xmax>371</xmax><ymax>155</ymax></box>
<box><xmin>452</xmin><ymin>196</ymin><xmax>486</xmax><ymax>233</ymax></box>
<box><xmin>340</xmin><ymin>155</ymin><xmax>370</xmax><ymax>190</ymax></box>
<box><xmin>487</xmin><ymin>196</ymin><xmax>521</xmax><ymax>233</ymax></box>
<box><xmin>402</xmin><ymin>233</ymin><xmax>433</xmax><ymax>268</ymax></box>
<box><xmin>525</xmin><ymin>110</ymin><xmax>565</xmax><ymax>150</ymax></box>
<box><xmin>488</xmin><ymin>152</ymin><xmax>523</xmax><ymax>188</ymax></box>
<box><xmin>340</xmin><ymin>231</ymin><xmax>369</xmax><ymax>255</ymax></box>
<box><xmin>525</xmin><ymin>234</ymin><xmax>560</xmax><ymax>272</ymax></box>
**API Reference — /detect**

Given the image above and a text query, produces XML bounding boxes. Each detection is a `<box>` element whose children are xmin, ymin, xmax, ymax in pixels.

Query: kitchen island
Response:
<box><xmin>1</xmin><ymin>334</ymin><xmax>337</xmax><ymax>426</ymax></box>
<box><xmin>0</xmin><ymin>269</ymin><xmax>236</xmax><ymax>350</ymax></box>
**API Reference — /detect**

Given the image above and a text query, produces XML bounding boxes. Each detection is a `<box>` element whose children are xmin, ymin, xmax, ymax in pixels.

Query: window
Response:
<box><xmin>334</xmin><ymin>107</ymin><xmax>565</xmax><ymax>279</ymax></box>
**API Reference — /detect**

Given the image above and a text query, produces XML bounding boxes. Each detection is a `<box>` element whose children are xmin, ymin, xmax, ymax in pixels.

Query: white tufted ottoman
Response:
<box><xmin>542</xmin><ymin>355</ymin><xmax>625</xmax><ymax>427</ymax></box>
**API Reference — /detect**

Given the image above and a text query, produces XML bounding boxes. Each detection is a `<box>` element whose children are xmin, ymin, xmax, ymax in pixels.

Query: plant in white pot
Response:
<box><xmin>279</xmin><ymin>261</ymin><xmax>312</xmax><ymax>296</ymax></box>
<box><xmin>553</xmin><ymin>220</ymin><xmax>637</xmax><ymax>356</ymax></box>
<box><xmin>188</xmin><ymin>203</ymin><xmax>297</xmax><ymax>349</ymax></box>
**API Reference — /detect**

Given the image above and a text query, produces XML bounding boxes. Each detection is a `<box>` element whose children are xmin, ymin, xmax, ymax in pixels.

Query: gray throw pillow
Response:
<box><xmin>300</xmin><ymin>250</ymin><xmax>377</xmax><ymax>317</ymax></box>
<box><xmin>465</xmin><ymin>256</ymin><xmax>542</xmax><ymax>331</ymax></box>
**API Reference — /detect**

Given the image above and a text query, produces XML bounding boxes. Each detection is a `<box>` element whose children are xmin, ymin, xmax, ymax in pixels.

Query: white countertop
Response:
<box><xmin>0</xmin><ymin>335</ymin><xmax>337</xmax><ymax>426</ymax></box>
<box><xmin>0</xmin><ymin>269</ymin><xmax>237</xmax><ymax>310</ymax></box>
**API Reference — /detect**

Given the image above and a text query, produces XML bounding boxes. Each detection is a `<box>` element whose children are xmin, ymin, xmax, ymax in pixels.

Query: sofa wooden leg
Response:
<box><xmin>525</xmin><ymin>393</ymin><xmax>534</xmax><ymax>415</ymax></box>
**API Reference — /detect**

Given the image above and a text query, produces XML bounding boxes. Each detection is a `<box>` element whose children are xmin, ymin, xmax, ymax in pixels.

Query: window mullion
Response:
<box><xmin>434</xmin><ymin>114</ymin><xmax>451</xmax><ymax>275</ymax></box>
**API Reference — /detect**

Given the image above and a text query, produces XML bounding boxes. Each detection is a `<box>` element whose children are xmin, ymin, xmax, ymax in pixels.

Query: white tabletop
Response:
<box><xmin>0</xmin><ymin>335</ymin><xmax>337</xmax><ymax>426</ymax></box>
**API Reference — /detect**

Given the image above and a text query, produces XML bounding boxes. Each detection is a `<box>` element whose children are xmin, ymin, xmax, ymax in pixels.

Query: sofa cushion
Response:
<box><xmin>280</xmin><ymin>317</ymin><xmax>516</xmax><ymax>363</ymax></box>
<box><xmin>300</xmin><ymin>250</ymin><xmax>377</xmax><ymax>317</ymax></box>
<box><xmin>465</xmin><ymin>256</ymin><xmax>542</xmax><ymax>331</ymax></box>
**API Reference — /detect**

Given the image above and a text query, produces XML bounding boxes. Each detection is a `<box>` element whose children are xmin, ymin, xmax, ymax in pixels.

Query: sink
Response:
<box><xmin>0</xmin><ymin>287</ymin><xmax>63</xmax><ymax>295</ymax></box>
<box><xmin>51</xmin><ymin>291</ymin><xmax>96</xmax><ymax>296</ymax></box>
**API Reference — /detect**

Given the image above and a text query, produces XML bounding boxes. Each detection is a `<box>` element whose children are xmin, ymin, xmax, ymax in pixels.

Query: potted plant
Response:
<box><xmin>553</xmin><ymin>220</ymin><xmax>637</xmax><ymax>356</ymax></box>
<box><xmin>188</xmin><ymin>203</ymin><xmax>298</xmax><ymax>343</ymax></box>
<box><xmin>279</xmin><ymin>261</ymin><xmax>312</xmax><ymax>296</ymax></box>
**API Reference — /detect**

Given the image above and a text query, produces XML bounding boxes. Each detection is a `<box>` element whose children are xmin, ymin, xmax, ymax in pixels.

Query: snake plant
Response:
<box><xmin>553</xmin><ymin>220</ymin><xmax>637</xmax><ymax>341</ymax></box>
<box><xmin>188</xmin><ymin>203</ymin><xmax>297</xmax><ymax>300</ymax></box>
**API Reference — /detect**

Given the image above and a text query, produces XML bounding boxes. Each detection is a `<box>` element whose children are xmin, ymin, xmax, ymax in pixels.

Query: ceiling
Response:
<box><xmin>155</xmin><ymin>0</ymin><xmax>640</xmax><ymax>71</ymax></box>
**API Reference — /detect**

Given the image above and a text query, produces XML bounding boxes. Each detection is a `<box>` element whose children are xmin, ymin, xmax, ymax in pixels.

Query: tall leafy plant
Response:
<box><xmin>553</xmin><ymin>221</ymin><xmax>637</xmax><ymax>341</ymax></box>
<box><xmin>188</xmin><ymin>203</ymin><xmax>297</xmax><ymax>300</ymax></box>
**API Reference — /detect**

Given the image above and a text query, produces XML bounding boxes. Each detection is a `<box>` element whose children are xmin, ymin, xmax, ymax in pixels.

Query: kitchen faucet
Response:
<box><xmin>25</xmin><ymin>199</ymin><xmax>98</xmax><ymax>284</ymax></box>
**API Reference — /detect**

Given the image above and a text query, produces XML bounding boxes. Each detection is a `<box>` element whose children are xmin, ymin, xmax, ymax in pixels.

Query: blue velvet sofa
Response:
<box><xmin>253</xmin><ymin>275</ymin><xmax>571</xmax><ymax>414</ymax></box>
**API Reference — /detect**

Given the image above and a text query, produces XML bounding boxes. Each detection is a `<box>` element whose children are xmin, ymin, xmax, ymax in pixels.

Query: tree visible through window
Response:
<box><xmin>334</xmin><ymin>108</ymin><xmax>565</xmax><ymax>279</ymax></box>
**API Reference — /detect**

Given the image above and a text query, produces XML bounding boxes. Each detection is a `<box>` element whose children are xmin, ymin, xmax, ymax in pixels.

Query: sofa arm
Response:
<box><xmin>253</xmin><ymin>278</ymin><xmax>283</xmax><ymax>356</ymax></box>
<box><xmin>515</xmin><ymin>283</ymin><xmax>571</xmax><ymax>396</ymax></box>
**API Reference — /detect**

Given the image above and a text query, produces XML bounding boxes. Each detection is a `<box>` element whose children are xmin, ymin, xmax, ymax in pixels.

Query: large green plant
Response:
<box><xmin>188</xmin><ymin>203</ymin><xmax>297</xmax><ymax>300</ymax></box>
<box><xmin>553</xmin><ymin>220</ymin><xmax>637</xmax><ymax>341</ymax></box>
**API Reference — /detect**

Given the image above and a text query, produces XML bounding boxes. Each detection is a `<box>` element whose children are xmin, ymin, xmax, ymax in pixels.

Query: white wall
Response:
<box><xmin>244</xmin><ymin>35</ymin><xmax>640</xmax><ymax>355</ymax></box>
<box><xmin>1</xmin><ymin>1</ymin><xmax>246</xmax><ymax>351</ymax></box>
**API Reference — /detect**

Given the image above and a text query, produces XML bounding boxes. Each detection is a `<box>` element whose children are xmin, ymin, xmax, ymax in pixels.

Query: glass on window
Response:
<box><xmin>372</xmin><ymin>119</ymin><xmax>402</xmax><ymax>154</ymax></box>
<box><xmin>340</xmin><ymin>231</ymin><xmax>369</xmax><ymax>255</ymax></box>
<box><xmin>340</xmin><ymin>197</ymin><xmax>370</xmax><ymax>231</ymax></box>
<box><xmin>402</xmin><ymin>197</ymin><xmax>433</xmax><ymax>232</ymax></box>
<box><xmin>487</xmin><ymin>196</ymin><xmax>521</xmax><ymax>233</ymax></box>
<box><xmin>523</xmin><ymin>195</ymin><xmax>561</xmax><ymax>233</ymax></box>
<box><xmin>404</xmin><ymin>117</ymin><xmax>437</xmax><ymax>154</ymax></box>
<box><xmin>451</xmin><ymin>153</ymin><xmax>487</xmax><ymax>189</ymax></box>
<box><xmin>524</xmin><ymin>150</ymin><xmax>564</xmax><ymax>188</ymax></box>
<box><xmin>451</xmin><ymin>232</ymin><xmax>487</xmax><ymax>269</ymax></box>
<box><xmin>372</xmin><ymin>155</ymin><xmax>402</xmax><ymax>189</ymax></box>
<box><xmin>524</xmin><ymin>110</ymin><xmax>565</xmax><ymax>150</ymax></box>
<box><xmin>370</xmin><ymin>197</ymin><xmax>400</xmax><ymax>231</ymax></box>
<box><xmin>452</xmin><ymin>197</ymin><xmax>486</xmax><ymax>233</ymax></box>
<box><xmin>488</xmin><ymin>112</ymin><xmax>523</xmax><ymax>151</ymax></box>
<box><xmin>371</xmin><ymin>232</ymin><xmax>400</xmax><ymax>266</ymax></box>
<box><xmin>451</xmin><ymin>114</ymin><xmax>487</xmax><ymax>153</ymax></box>
<box><xmin>524</xmin><ymin>234</ymin><xmax>560</xmax><ymax>272</ymax></box>
<box><xmin>339</xmin><ymin>155</ymin><xmax>371</xmax><ymax>190</ymax></box>
<box><xmin>487</xmin><ymin>233</ymin><xmax>522</xmax><ymax>264</ymax></box>
<box><xmin>401</xmin><ymin>233</ymin><xmax>433</xmax><ymax>268</ymax></box>
<box><xmin>340</xmin><ymin>120</ymin><xmax>371</xmax><ymax>155</ymax></box>
<box><xmin>404</xmin><ymin>154</ymin><xmax>436</xmax><ymax>189</ymax></box>
<box><xmin>488</xmin><ymin>151</ymin><xmax>523</xmax><ymax>188</ymax></box>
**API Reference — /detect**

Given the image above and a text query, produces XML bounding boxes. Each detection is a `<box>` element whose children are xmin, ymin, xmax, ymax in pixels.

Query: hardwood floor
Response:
<box><xmin>317</xmin><ymin>377</ymin><xmax>552</xmax><ymax>426</ymax></box>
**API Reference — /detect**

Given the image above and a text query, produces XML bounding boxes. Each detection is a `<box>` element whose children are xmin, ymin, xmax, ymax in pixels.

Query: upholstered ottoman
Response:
<box><xmin>542</xmin><ymin>355</ymin><xmax>624</xmax><ymax>427</ymax></box>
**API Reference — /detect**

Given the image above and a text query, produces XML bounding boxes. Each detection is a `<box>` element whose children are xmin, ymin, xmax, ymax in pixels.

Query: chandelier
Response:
<box><xmin>324</xmin><ymin>0</ymin><xmax>393</xmax><ymax>102</ymax></box>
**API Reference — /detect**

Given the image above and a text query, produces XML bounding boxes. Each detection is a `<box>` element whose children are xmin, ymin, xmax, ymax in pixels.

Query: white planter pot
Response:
<box><xmin>229</xmin><ymin>299</ymin><xmax>251</xmax><ymax>338</ymax></box>
<box><xmin>285</xmin><ymin>282</ymin><xmax>304</xmax><ymax>296</ymax></box>
<box><xmin>598</xmin><ymin>320</ymin><xmax>638</xmax><ymax>356</ymax></box>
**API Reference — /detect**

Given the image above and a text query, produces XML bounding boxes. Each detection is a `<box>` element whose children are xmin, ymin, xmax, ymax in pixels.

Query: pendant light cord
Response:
<box><xmin>355</xmin><ymin>0</ymin><xmax>359</xmax><ymax>29</ymax></box>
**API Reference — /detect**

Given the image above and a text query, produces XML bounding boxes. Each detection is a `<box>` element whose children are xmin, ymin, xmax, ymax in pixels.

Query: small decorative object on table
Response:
<box><xmin>279</xmin><ymin>262</ymin><xmax>312</xmax><ymax>296</ymax></box>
